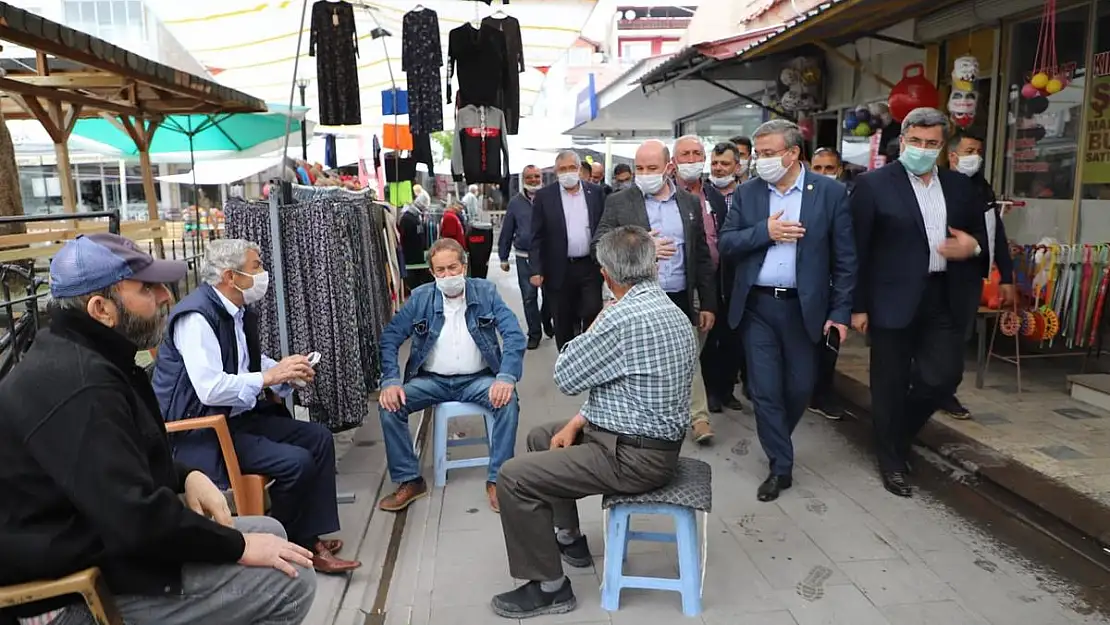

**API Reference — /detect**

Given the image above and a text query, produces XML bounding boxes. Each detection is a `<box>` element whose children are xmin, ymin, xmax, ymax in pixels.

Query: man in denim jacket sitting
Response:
<box><xmin>377</xmin><ymin>238</ymin><xmax>527</xmax><ymax>513</ymax></box>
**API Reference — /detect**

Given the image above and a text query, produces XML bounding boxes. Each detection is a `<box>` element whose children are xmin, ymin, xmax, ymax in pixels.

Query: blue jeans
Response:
<box><xmin>380</xmin><ymin>372</ymin><xmax>519</xmax><ymax>484</ymax></box>
<box><xmin>515</xmin><ymin>256</ymin><xmax>548</xmax><ymax>341</ymax></box>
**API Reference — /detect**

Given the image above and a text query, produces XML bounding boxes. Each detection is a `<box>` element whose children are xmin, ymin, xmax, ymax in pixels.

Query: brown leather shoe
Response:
<box><xmin>378</xmin><ymin>479</ymin><xmax>428</xmax><ymax>512</ymax></box>
<box><xmin>320</xmin><ymin>539</ymin><xmax>343</xmax><ymax>555</ymax></box>
<box><xmin>313</xmin><ymin>543</ymin><xmax>361</xmax><ymax>574</ymax></box>
<box><xmin>486</xmin><ymin>481</ymin><xmax>500</xmax><ymax>513</ymax></box>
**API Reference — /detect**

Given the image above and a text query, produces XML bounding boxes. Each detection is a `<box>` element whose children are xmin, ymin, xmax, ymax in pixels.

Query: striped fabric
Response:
<box><xmin>906</xmin><ymin>167</ymin><xmax>949</xmax><ymax>273</ymax></box>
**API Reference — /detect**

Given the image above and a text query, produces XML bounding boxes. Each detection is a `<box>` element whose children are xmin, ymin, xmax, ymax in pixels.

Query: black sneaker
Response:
<box><xmin>939</xmin><ymin>396</ymin><xmax>971</xmax><ymax>420</ymax></box>
<box><xmin>811</xmin><ymin>396</ymin><xmax>849</xmax><ymax>421</ymax></box>
<box><xmin>527</xmin><ymin>337</ymin><xmax>541</xmax><ymax>350</ymax></box>
<box><xmin>542</xmin><ymin>321</ymin><xmax>555</xmax><ymax>338</ymax></box>
<box><xmin>723</xmin><ymin>394</ymin><xmax>745</xmax><ymax>411</ymax></box>
<box><xmin>558</xmin><ymin>535</ymin><xmax>592</xmax><ymax>568</ymax></box>
<box><xmin>491</xmin><ymin>579</ymin><xmax>577</xmax><ymax>619</ymax></box>
<box><xmin>707</xmin><ymin>395</ymin><xmax>724</xmax><ymax>413</ymax></box>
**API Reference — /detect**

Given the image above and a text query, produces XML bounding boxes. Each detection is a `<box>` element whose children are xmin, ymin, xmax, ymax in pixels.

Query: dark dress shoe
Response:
<box><xmin>724</xmin><ymin>395</ymin><xmax>745</xmax><ymax>410</ymax></box>
<box><xmin>527</xmin><ymin>337</ymin><xmax>541</xmax><ymax>350</ymax></box>
<box><xmin>542</xmin><ymin>322</ymin><xmax>555</xmax><ymax>338</ymax></box>
<box><xmin>558</xmin><ymin>535</ymin><xmax>592</xmax><ymax>567</ymax></box>
<box><xmin>491</xmin><ymin>579</ymin><xmax>577</xmax><ymax>618</ymax></box>
<box><xmin>313</xmin><ymin>544</ymin><xmax>362</xmax><ymax>574</ymax></box>
<box><xmin>757</xmin><ymin>474</ymin><xmax>792</xmax><ymax>502</ymax></box>
<box><xmin>707</xmin><ymin>395</ymin><xmax>724</xmax><ymax>413</ymax></box>
<box><xmin>320</xmin><ymin>539</ymin><xmax>343</xmax><ymax>555</ymax></box>
<box><xmin>882</xmin><ymin>471</ymin><xmax>913</xmax><ymax>497</ymax></box>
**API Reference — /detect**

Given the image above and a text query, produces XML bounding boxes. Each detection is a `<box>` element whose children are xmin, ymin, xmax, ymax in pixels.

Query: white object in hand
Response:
<box><xmin>292</xmin><ymin>352</ymin><xmax>321</xmax><ymax>388</ymax></box>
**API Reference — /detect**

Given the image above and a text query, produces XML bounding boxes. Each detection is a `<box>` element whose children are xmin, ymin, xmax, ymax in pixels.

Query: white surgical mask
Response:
<box><xmin>635</xmin><ymin>174</ymin><xmax>666</xmax><ymax>196</ymax></box>
<box><xmin>557</xmin><ymin>172</ymin><xmax>580</xmax><ymax>189</ymax></box>
<box><xmin>737</xmin><ymin>161</ymin><xmax>750</xmax><ymax>176</ymax></box>
<box><xmin>823</xmin><ymin>173</ymin><xmax>840</xmax><ymax>181</ymax></box>
<box><xmin>709</xmin><ymin>175</ymin><xmax>735</xmax><ymax>188</ymax></box>
<box><xmin>676</xmin><ymin>162</ymin><xmax>704</xmax><ymax>182</ymax></box>
<box><xmin>435</xmin><ymin>274</ymin><xmax>466</xmax><ymax>298</ymax></box>
<box><xmin>755</xmin><ymin>156</ymin><xmax>789</xmax><ymax>183</ymax></box>
<box><xmin>956</xmin><ymin>154</ymin><xmax>983</xmax><ymax>177</ymax></box>
<box><xmin>236</xmin><ymin>270</ymin><xmax>270</xmax><ymax>305</ymax></box>
<box><xmin>523</xmin><ymin>183</ymin><xmax>542</xmax><ymax>193</ymax></box>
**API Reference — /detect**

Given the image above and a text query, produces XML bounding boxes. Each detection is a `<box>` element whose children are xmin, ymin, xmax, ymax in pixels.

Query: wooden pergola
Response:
<box><xmin>0</xmin><ymin>3</ymin><xmax>266</xmax><ymax>253</ymax></box>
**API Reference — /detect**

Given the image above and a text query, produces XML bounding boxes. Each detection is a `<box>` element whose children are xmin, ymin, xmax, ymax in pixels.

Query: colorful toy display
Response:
<box><xmin>1021</xmin><ymin>0</ymin><xmax>1068</xmax><ymax>101</ymax></box>
<box><xmin>948</xmin><ymin>55</ymin><xmax>980</xmax><ymax>128</ymax></box>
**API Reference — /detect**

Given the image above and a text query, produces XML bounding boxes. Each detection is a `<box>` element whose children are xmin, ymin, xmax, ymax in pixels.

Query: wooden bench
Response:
<box><xmin>0</xmin><ymin>568</ymin><xmax>121</xmax><ymax>625</ymax></box>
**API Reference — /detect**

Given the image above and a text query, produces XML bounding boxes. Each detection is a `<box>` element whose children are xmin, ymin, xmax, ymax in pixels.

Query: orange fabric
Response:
<box><xmin>382</xmin><ymin>123</ymin><xmax>414</xmax><ymax>151</ymax></box>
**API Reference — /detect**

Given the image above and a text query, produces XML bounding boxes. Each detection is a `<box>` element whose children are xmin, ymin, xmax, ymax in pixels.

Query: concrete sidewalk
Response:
<box><xmin>344</xmin><ymin>265</ymin><xmax>1106</xmax><ymax>625</ymax></box>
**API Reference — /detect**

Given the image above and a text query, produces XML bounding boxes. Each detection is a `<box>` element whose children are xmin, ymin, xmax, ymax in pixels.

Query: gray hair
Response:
<box><xmin>901</xmin><ymin>107</ymin><xmax>949</xmax><ymax>134</ymax></box>
<box><xmin>201</xmin><ymin>239</ymin><xmax>261</xmax><ymax>285</ymax></box>
<box><xmin>672</xmin><ymin>135</ymin><xmax>703</xmax><ymax>158</ymax></box>
<box><xmin>752</xmin><ymin>119</ymin><xmax>805</xmax><ymax>152</ymax></box>
<box><xmin>596</xmin><ymin>226</ymin><xmax>657</xmax><ymax>287</ymax></box>
<box><xmin>554</xmin><ymin>150</ymin><xmax>581</xmax><ymax>168</ymax></box>
<box><xmin>51</xmin><ymin>285</ymin><xmax>117</xmax><ymax>313</ymax></box>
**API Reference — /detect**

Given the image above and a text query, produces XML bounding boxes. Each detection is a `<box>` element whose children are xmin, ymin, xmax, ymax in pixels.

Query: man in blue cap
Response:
<box><xmin>0</xmin><ymin>233</ymin><xmax>317</xmax><ymax>625</ymax></box>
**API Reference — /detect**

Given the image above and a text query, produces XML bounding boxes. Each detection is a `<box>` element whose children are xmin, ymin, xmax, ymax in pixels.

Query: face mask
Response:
<box><xmin>636</xmin><ymin>174</ymin><xmax>666</xmax><ymax>196</ymax></box>
<box><xmin>899</xmin><ymin>145</ymin><xmax>940</xmax><ymax>175</ymax></box>
<box><xmin>823</xmin><ymin>173</ymin><xmax>839</xmax><ymax>181</ymax></box>
<box><xmin>737</xmin><ymin>161</ymin><xmax>750</xmax><ymax>176</ymax></box>
<box><xmin>236</xmin><ymin>270</ymin><xmax>270</xmax><ymax>305</ymax></box>
<box><xmin>676</xmin><ymin>162</ymin><xmax>704</xmax><ymax>182</ymax></box>
<box><xmin>956</xmin><ymin>154</ymin><xmax>983</xmax><ymax>177</ymax></box>
<box><xmin>523</xmin><ymin>183</ymin><xmax>542</xmax><ymax>193</ymax></box>
<box><xmin>558</xmin><ymin>172</ymin><xmax>580</xmax><ymax>189</ymax></box>
<box><xmin>755</xmin><ymin>156</ymin><xmax>789</xmax><ymax>183</ymax></box>
<box><xmin>435</xmin><ymin>274</ymin><xmax>466</xmax><ymax>298</ymax></box>
<box><xmin>709</xmin><ymin>175</ymin><xmax>735</xmax><ymax>188</ymax></box>
<box><xmin>612</xmin><ymin>181</ymin><xmax>630</xmax><ymax>191</ymax></box>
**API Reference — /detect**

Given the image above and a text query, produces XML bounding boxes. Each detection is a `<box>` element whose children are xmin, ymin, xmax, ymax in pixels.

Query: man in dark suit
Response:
<box><xmin>851</xmin><ymin>107</ymin><xmax>988</xmax><ymax>497</ymax></box>
<box><xmin>719</xmin><ymin>120</ymin><xmax>857</xmax><ymax>502</ymax></box>
<box><xmin>531</xmin><ymin>150</ymin><xmax>606</xmax><ymax>349</ymax></box>
<box><xmin>595</xmin><ymin>139</ymin><xmax>718</xmax><ymax>444</ymax></box>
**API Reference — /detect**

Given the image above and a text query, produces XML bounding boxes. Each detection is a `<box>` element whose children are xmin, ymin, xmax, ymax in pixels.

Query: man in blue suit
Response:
<box><xmin>719</xmin><ymin>119</ymin><xmax>857</xmax><ymax>502</ymax></box>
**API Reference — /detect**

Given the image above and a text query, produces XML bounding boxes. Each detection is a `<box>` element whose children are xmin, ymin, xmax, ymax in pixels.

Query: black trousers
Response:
<box><xmin>702</xmin><ymin>296</ymin><xmax>745</xmax><ymax>400</ymax></box>
<box><xmin>868</xmin><ymin>276</ymin><xmax>964</xmax><ymax>473</ymax></box>
<box><xmin>549</xmin><ymin>258</ymin><xmax>603</xmax><ymax>350</ymax></box>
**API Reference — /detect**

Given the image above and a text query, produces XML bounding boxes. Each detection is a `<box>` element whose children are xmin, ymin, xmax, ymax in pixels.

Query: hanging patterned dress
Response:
<box><xmin>401</xmin><ymin>8</ymin><xmax>444</xmax><ymax>134</ymax></box>
<box><xmin>309</xmin><ymin>0</ymin><xmax>362</xmax><ymax>126</ymax></box>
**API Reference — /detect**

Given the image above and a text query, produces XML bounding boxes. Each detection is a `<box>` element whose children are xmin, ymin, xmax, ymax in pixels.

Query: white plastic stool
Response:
<box><xmin>433</xmin><ymin>401</ymin><xmax>495</xmax><ymax>487</ymax></box>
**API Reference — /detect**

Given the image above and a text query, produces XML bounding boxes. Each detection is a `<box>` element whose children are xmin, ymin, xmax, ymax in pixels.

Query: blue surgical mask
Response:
<box><xmin>899</xmin><ymin>145</ymin><xmax>940</xmax><ymax>175</ymax></box>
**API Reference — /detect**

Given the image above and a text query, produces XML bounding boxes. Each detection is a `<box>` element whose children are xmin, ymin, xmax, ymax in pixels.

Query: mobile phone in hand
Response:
<box><xmin>824</xmin><ymin>328</ymin><xmax>840</xmax><ymax>354</ymax></box>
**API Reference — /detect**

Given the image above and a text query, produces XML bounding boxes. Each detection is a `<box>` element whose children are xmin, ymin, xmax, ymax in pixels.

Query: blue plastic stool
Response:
<box><xmin>432</xmin><ymin>401</ymin><xmax>495</xmax><ymax>487</ymax></box>
<box><xmin>600</xmin><ymin>457</ymin><xmax>713</xmax><ymax>617</ymax></box>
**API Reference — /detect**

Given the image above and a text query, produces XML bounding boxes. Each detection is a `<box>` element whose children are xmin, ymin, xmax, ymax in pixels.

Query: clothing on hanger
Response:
<box><xmin>381</xmin><ymin>89</ymin><xmax>409</xmax><ymax>116</ymax></box>
<box><xmin>402</xmin><ymin>8</ymin><xmax>444</xmax><ymax>135</ymax></box>
<box><xmin>324</xmin><ymin>134</ymin><xmax>338</xmax><ymax>169</ymax></box>
<box><xmin>383</xmin><ymin>152</ymin><xmax>418</xmax><ymax>182</ymax></box>
<box><xmin>481</xmin><ymin>14</ymin><xmax>523</xmax><ymax>135</ymax></box>
<box><xmin>452</xmin><ymin>105</ymin><xmax>510</xmax><ymax>185</ymax></box>
<box><xmin>309</xmin><ymin>1</ymin><xmax>362</xmax><ymax>126</ymax></box>
<box><xmin>446</xmin><ymin>22</ymin><xmax>510</xmax><ymax>109</ymax></box>
<box><xmin>372</xmin><ymin>134</ymin><xmax>382</xmax><ymax>168</ymax></box>
<box><xmin>412</xmin><ymin>132</ymin><xmax>435</xmax><ymax>177</ymax></box>
<box><xmin>382</xmin><ymin>123</ymin><xmax>414</xmax><ymax>151</ymax></box>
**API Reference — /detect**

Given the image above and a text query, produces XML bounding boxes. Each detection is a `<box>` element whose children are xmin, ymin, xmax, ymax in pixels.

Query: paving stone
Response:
<box><xmin>1036</xmin><ymin>444</ymin><xmax>1090</xmax><ymax>460</ymax></box>
<box><xmin>972</xmin><ymin>412</ymin><xmax>1012</xmax><ymax>425</ymax></box>
<box><xmin>880</xmin><ymin>600</ymin><xmax>990</xmax><ymax>625</ymax></box>
<box><xmin>838</xmin><ymin>558</ymin><xmax>953</xmax><ymax>606</ymax></box>
<box><xmin>723</xmin><ymin>513</ymin><xmax>850</xmax><ymax>590</ymax></box>
<box><xmin>703</xmin><ymin>610</ymin><xmax>798</xmax><ymax>625</ymax></box>
<box><xmin>1054</xmin><ymin>407</ymin><xmax>1103</xmax><ymax>420</ymax></box>
<box><xmin>778</xmin><ymin>584</ymin><xmax>892</xmax><ymax>625</ymax></box>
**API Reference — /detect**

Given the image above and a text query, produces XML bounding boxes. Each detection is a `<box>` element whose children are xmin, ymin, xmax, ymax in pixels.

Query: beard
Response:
<box><xmin>108</xmin><ymin>292</ymin><xmax>167</xmax><ymax>349</ymax></box>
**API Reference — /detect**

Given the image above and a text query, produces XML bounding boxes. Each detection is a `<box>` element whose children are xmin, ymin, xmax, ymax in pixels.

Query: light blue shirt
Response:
<box><xmin>756</xmin><ymin>168</ymin><xmax>806</xmax><ymax>288</ymax></box>
<box><xmin>645</xmin><ymin>182</ymin><xmax>686</xmax><ymax>293</ymax></box>
<box><xmin>174</xmin><ymin>288</ymin><xmax>292</xmax><ymax>416</ymax></box>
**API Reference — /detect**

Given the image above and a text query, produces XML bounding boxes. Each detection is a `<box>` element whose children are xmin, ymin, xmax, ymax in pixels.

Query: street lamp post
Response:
<box><xmin>296</xmin><ymin>79</ymin><xmax>310</xmax><ymax>161</ymax></box>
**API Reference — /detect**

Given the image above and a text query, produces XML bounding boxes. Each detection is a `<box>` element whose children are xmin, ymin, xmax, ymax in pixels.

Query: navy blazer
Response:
<box><xmin>851</xmin><ymin>161</ymin><xmax>989</xmax><ymax>331</ymax></box>
<box><xmin>530</xmin><ymin>180</ymin><xmax>605</xmax><ymax>290</ymax></box>
<box><xmin>718</xmin><ymin>170</ymin><xmax>857</xmax><ymax>344</ymax></box>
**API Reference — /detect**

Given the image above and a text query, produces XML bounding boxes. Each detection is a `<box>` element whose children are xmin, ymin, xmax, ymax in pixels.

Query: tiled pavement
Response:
<box><xmin>317</xmin><ymin>266</ymin><xmax>1107</xmax><ymax>625</ymax></box>
<box><xmin>835</xmin><ymin>338</ymin><xmax>1110</xmax><ymax>542</ymax></box>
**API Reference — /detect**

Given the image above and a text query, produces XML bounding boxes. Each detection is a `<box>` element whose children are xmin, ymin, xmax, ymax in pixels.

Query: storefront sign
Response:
<box><xmin>575</xmin><ymin>73</ymin><xmax>598</xmax><ymax>127</ymax></box>
<box><xmin>1084</xmin><ymin>51</ymin><xmax>1110</xmax><ymax>184</ymax></box>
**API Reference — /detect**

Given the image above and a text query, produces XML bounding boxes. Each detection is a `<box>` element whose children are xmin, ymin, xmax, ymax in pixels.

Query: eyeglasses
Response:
<box><xmin>904</xmin><ymin>136</ymin><xmax>944</xmax><ymax>150</ymax></box>
<box><xmin>753</xmin><ymin>148</ymin><xmax>795</xmax><ymax>159</ymax></box>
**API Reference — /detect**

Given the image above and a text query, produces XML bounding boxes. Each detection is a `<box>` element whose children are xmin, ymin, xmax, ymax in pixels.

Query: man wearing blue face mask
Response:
<box><xmin>850</xmin><ymin>107</ymin><xmax>988</xmax><ymax>498</ymax></box>
<box><xmin>377</xmin><ymin>238</ymin><xmax>526</xmax><ymax>514</ymax></box>
<box><xmin>155</xmin><ymin>239</ymin><xmax>361</xmax><ymax>573</ymax></box>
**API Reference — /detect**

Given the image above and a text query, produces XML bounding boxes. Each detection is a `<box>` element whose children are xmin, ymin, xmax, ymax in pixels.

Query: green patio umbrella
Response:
<box><xmin>72</xmin><ymin>103</ymin><xmax>310</xmax><ymax>253</ymax></box>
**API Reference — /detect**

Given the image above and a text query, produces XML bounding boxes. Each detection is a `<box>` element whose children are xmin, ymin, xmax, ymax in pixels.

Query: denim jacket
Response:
<box><xmin>379</xmin><ymin>278</ymin><xmax>526</xmax><ymax>387</ymax></box>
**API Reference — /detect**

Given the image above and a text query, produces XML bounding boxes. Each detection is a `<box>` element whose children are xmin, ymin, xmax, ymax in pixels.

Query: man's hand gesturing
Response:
<box><xmin>767</xmin><ymin>210</ymin><xmax>805</xmax><ymax>243</ymax></box>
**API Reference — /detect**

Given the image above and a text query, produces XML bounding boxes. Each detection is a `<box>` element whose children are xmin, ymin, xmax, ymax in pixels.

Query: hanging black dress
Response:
<box><xmin>402</xmin><ymin>8</ymin><xmax>444</xmax><ymax>135</ymax></box>
<box><xmin>309</xmin><ymin>0</ymin><xmax>362</xmax><ymax>126</ymax></box>
<box><xmin>482</xmin><ymin>15</ymin><xmax>523</xmax><ymax>135</ymax></box>
<box><xmin>446</xmin><ymin>22</ymin><xmax>509</xmax><ymax>109</ymax></box>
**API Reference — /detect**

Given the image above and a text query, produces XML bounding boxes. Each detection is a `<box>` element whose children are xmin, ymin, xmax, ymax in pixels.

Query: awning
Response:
<box><xmin>641</xmin><ymin>0</ymin><xmax>963</xmax><ymax>89</ymax></box>
<box><xmin>157</xmin><ymin>157</ymin><xmax>283</xmax><ymax>185</ymax></box>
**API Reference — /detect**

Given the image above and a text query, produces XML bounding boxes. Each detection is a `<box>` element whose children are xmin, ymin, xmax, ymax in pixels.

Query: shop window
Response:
<box><xmin>1001</xmin><ymin>5</ymin><xmax>1089</xmax><ymax>243</ymax></box>
<box><xmin>620</xmin><ymin>41</ymin><xmax>652</xmax><ymax>60</ymax></box>
<box><xmin>1077</xmin><ymin>2</ymin><xmax>1110</xmax><ymax>241</ymax></box>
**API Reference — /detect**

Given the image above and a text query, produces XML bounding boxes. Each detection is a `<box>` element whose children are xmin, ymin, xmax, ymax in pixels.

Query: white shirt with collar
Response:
<box><xmin>906</xmin><ymin>166</ymin><xmax>949</xmax><ymax>273</ymax></box>
<box><xmin>174</xmin><ymin>288</ymin><xmax>290</xmax><ymax>416</ymax></box>
<box><xmin>422</xmin><ymin>290</ymin><xmax>487</xmax><ymax>376</ymax></box>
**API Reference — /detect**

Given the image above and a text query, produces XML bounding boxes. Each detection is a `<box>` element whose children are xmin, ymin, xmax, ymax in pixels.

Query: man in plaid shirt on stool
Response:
<box><xmin>490</xmin><ymin>226</ymin><xmax>698</xmax><ymax>619</ymax></box>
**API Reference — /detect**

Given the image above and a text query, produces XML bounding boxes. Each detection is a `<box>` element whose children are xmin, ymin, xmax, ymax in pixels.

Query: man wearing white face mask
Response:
<box><xmin>719</xmin><ymin>119</ymin><xmax>857</xmax><ymax>502</ymax></box>
<box><xmin>594</xmin><ymin>139</ymin><xmax>718</xmax><ymax>444</ymax></box>
<box><xmin>729</xmin><ymin>135</ymin><xmax>754</xmax><ymax>183</ymax></box>
<box><xmin>940</xmin><ymin>131</ymin><xmax>1015</xmax><ymax>420</ymax></box>
<box><xmin>154</xmin><ymin>239</ymin><xmax>361</xmax><ymax>574</ymax></box>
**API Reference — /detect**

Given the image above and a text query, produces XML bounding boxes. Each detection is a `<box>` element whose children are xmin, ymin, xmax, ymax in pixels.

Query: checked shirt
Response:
<box><xmin>553</xmin><ymin>280</ymin><xmax>698</xmax><ymax>441</ymax></box>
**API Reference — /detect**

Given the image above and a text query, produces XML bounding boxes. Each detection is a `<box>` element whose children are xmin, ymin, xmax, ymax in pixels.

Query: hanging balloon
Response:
<box><xmin>780</xmin><ymin>90</ymin><xmax>804</xmax><ymax>112</ymax></box>
<box><xmin>854</xmin><ymin>106</ymin><xmax>871</xmax><ymax>124</ymax></box>
<box><xmin>951</xmin><ymin>55</ymin><xmax>980</xmax><ymax>92</ymax></box>
<box><xmin>853</xmin><ymin>122</ymin><xmax>873</xmax><ymax>137</ymax></box>
<box><xmin>1021</xmin><ymin>83</ymin><xmax>1041</xmax><ymax>99</ymax></box>
<box><xmin>888</xmin><ymin>63</ymin><xmax>939</xmax><ymax>122</ymax></box>
<box><xmin>801</xmin><ymin>66</ymin><xmax>821</xmax><ymax>85</ymax></box>
<box><xmin>868</xmin><ymin>101</ymin><xmax>892</xmax><ymax>127</ymax></box>
<box><xmin>780</xmin><ymin>67</ymin><xmax>802</xmax><ymax>88</ymax></box>
<box><xmin>1025</xmin><ymin>95</ymin><xmax>1050</xmax><ymax>115</ymax></box>
<box><xmin>1045</xmin><ymin>78</ymin><xmax>1064</xmax><ymax>94</ymax></box>
<box><xmin>947</xmin><ymin>88</ymin><xmax>978</xmax><ymax>126</ymax></box>
<box><xmin>1031</xmin><ymin>72</ymin><xmax>1049</xmax><ymax>89</ymax></box>
<box><xmin>844</xmin><ymin>110</ymin><xmax>859</xmax><ymax>130</ymax></box>
<box><xmin>798</xmin><ymin>116</ymin><xmax>815</xmax><ymax>140</ymax></box>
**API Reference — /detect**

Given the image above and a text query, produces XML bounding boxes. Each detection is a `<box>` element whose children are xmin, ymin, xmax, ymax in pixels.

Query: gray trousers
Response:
<box><xmin>496</xmin><ymin>420</ymin><xmax>680</xmax><ymax>582</ymax></box>
<box><xmin>55</xmin><ymin>517</ymin><xmax>316</xmax><ymax>625</ymax></box>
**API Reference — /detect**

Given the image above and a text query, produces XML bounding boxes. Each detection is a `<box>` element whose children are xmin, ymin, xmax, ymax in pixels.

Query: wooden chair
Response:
<box><xmin>165</xmin><ymin>414</ymin><xmax>267</xmax><ymax>517</ymax></box>
<box><xmin>0</xmin><ymin>567</ymin><xmax>121</xmax><ymax>625</ymax></box>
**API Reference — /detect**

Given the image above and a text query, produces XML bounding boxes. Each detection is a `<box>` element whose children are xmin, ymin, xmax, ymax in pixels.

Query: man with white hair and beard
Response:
<box><xmin>0</xmin><ymin>233</ymin><xmax>317</xmax><ymax>625</ymax></box>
